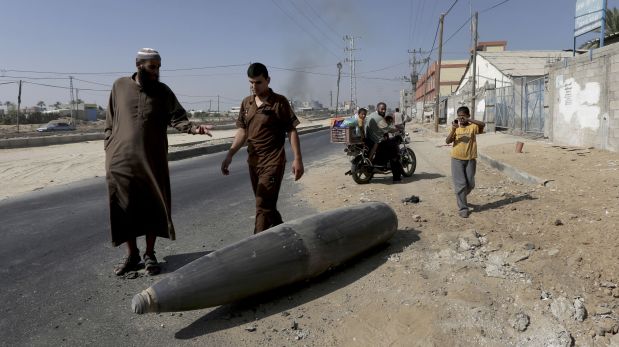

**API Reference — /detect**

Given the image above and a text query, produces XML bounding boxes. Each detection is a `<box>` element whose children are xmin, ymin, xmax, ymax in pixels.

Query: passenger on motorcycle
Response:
<box><xmin>364</xmin><ymin>102</ymin><xmax>404</xmax><ymax>183</ymax></box>
<box><xmin>339</xmin><ymin>107</ymin><xmax>367</xmax><ymax>138</ymax></box>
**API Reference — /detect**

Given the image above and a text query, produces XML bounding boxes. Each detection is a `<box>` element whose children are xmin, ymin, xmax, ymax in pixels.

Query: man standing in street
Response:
<box><xmin>221</xmin><ymin>63</ymin><xmax>304</xmax><ymax>233</ymax></box>
<box><xmin>445</xmin><ymin>106</ymin><xmax>485</xmax><ymax>218</ymax></box>
<box><xmin>364</xmin><ymin>102</ymin><xmax>404</xmax><ymax>183</ymax></box>
<box><xmin>105</xmin><ymin>48</ymin><xmax>213</xmax><ymax>276</ymax></box>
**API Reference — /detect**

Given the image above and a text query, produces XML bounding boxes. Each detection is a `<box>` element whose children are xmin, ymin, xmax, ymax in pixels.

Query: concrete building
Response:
<box><xmin>399</xmin><ymin>89</ymin><xmax>414</xmax><ymax>117</ymax></box>
<box><xmin>414</xmin><ymin>59</ymin><xmax>467</xmax><ymax>121</ymax></box>
<box><xmin>415</xmin><ymin>59</ymin><xmax>468</xmax><ymax>103</ymax></box>
<box><xmin>456</xmin><ymin>50</ymin><xmax>571</xmax><ymax>95</ymax></box>
<box><xmin>476</xmin><ymin>40</ymin><xmax>507</xmax><ymax>52</ymax></box>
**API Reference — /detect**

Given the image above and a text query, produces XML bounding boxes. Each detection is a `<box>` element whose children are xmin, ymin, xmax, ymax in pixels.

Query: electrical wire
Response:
<box><xmin>481</xmin><ymin>0</ymin><xmax>511</xmax><ymax>13</ymax></box>
<box><xmin>301</xmin><ymin>0</ymin><xmax>341</xmax><ymax>38</ymax></box>
<box><xmin>445</xmin><ymin>0</ymin><xmax>460</xmax><ymax>16</ymax></box>
<box><xmin>289</xmin><ymin>0</ymin><xmax>342</xmax><ymax>51</ymax></box>
<box><xmin>270</xmin><ymin>0</ymin><xmax>341</xmax><ymax>59</ymax></box>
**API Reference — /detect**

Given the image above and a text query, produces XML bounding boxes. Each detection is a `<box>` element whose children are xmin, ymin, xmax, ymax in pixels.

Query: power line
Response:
<box><xmin>445</xmin><ymin>0</ymin><xmax>460</xmax><ymax>16</ymax></box>
<box><xmin>481</xmin><ymin>0</ymin><xmax>511</xmax><ymax>13</ymax></box>
<box><xmin>0</xmin><ymin>63</ymin><xmax>249</xmax><ymax>76</ymax></box>
<box><xmin>72</xmin><ymin>78</ymin><xmax>112</xmax><ymax>87</ymax></box>
<box><xmin>22</xmin><ymin>80</ymin><xmax>109</xmax><ymax>92</ymax></box>
<box><xmin>410</xmin><ymin>0</ymin><xmax>426</xmax><ymax>48</ymax></box>
<box><xmin>422</xmin><ymin>0</ymin><xmax>513</xmax><ymax>59</ymax></box>
<box><xmin>444</xmin><ymin>15</ymin><xmax>473</xmax><ymax>45</ymax></box>
<box><xmin>288</xmin><ymin>0</ymin><xmax>342</xmax><ymax>51</ymax></box>
<box><xmin>269</xmin><ymin>0</ymin><xmax>341</xmax><ymax>59</ymax></box>
<box><xmin>301</xmin><ymin>0</ymin><xmax>341</xmax><ymax>38</ymax></box>
<box><xmin>357</xmin><ymin>61</ymin><xmax>408</xmax><ymax>75</ymax></box>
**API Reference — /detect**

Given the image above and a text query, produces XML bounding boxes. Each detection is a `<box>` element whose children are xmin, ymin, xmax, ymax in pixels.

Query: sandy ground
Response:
<box><xmin>2</xmin><ymin>121</ymin><xmax>619</xmax><ymax>346</ymax></box>
<box><xmin>282</xmin><ymin>128</ymin><xmax>619</xmax><ymax>346</ymax></box>
<box><xmin>0</xmin><ymin>119</ymin><xmax>328</xmax><ymax>201</ymax></box>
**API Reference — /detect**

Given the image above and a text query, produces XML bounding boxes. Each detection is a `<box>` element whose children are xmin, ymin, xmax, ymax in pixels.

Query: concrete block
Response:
<box><xmin>609</xmin><ymin>100</ymin><xmax>619</xmax><ymax>110</ymax></box>
<box><xmin>611</xmin><ymin>63</ymin><xmax>619</xmax><ymax>74</ymax></box>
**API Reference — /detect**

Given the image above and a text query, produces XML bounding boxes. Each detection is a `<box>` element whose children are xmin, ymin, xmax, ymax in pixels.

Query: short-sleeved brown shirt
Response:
<box><xmin>236</xmin><ymin>89</ymin><xmax>300</xmax><ymax>167</ymax></box>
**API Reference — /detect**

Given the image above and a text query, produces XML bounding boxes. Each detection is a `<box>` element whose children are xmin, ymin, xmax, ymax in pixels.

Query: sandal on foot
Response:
<box><xmin>143</xmin><ymin>252</ymin><xmax>161</xmax><ymax>276</ymax></box>
<box><xmin>114</xmin><ymin>254</ymin><xmax>141</xmax><ymax>276</ymax></box>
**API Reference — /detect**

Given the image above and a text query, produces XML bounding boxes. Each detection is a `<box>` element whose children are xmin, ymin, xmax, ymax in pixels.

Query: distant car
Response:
<box><xmin>36</xmin><ymin>122</ymin><xmax>75</xmax><ymax>132</ymax></box>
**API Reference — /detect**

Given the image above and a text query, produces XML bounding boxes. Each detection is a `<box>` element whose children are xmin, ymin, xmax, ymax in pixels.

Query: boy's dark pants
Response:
<box><xmin>249</xmin><ymin>165</ymin><xmax>285</xmax><ymax>233</ymax></box>
<box><xmin>451</xmin><ymin>158</ymin><xmax>476</xmax><ymax>213</ymax></box>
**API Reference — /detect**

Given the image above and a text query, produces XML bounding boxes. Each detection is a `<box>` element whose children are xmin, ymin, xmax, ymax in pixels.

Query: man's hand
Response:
<box><xmin>193</xmin><ymin>124</ymin><xmax>214</xmax><ymax>136</ymax></box>
<box><xmin>221</xmin><ymin>154</ymin><xmax>233</xmax><ymax>175</ymax></box>
<box><xmin>291</xmin><ymin>158</ymin><xmax>304</xmax><ymax>181</ymax></box>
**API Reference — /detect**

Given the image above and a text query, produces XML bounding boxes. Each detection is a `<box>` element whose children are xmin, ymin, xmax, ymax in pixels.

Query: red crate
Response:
<box><xmin>330</xmin><ymin>127</ymin><xmax>363</xmax><ymax>144</ymax></box>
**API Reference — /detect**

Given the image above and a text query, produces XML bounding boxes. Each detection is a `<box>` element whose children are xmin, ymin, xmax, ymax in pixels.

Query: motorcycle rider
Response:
<box><xmin>364</xmin><ymin>102</ymin><xmax>404</xmax><ymax>183</ymax></box>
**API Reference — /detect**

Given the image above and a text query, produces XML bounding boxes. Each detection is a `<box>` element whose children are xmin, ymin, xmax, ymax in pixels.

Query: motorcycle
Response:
<box><xmin>344</xmin><ymin>117</ymin><xmax>417</xmax><ymax>184</ymax></box>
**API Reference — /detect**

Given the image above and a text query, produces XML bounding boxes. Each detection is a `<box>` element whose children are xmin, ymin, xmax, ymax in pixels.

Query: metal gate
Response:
<box><xmin>524</xmin><ymin>77</ymin><xmax>545</xmax><ymax>133</ymax></box>
<box><xmin>495</xmin><ymin>85</ymin><xmax>515</xmax><ymax>129</ymax></box>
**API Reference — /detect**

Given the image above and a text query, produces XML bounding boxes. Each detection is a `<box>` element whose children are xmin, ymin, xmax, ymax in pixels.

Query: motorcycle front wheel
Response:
<box><xmin>351</xmin><ymin>159</ymin><xmax>373</xmax><ymax>184</ymax></box>
<box><xmin>401</xmin><ymin>148</ymin><xmax>417</xmax><ymax>177</ymax></box>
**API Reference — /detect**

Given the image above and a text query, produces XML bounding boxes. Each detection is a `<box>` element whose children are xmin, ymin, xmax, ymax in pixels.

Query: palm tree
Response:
<box><xmin>37</xmin><ymin>101</ymin><xmax>46</xmax><ymax>110</ymax></box>
<box><xmin>580</xmin><ymin>7</ymin><xmax>619</xmax><ymax>49</ymax></box>
<box><xmin>605</xmin><ymin>7</ymin><xmax>619</xmax><ymax>33</ymax></box>
<box><xmin>53</xmin><ymin>101</ymin><xmax>62</xmax><ymax>109</ymax></box>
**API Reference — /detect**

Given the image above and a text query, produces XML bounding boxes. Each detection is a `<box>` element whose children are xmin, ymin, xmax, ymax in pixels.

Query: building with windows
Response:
<box><xmin>415</xmin><ymin>59</ymin><xmax>468</xmax><ymax>104</ymax></box>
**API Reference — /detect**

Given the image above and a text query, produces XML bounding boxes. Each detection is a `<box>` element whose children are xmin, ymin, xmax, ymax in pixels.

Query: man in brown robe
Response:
<box><xmin>220</xmin><ymin>63</ymin><xmax>304</xmax><ymax>233</ymax></box>
<box><xmin>105</xmin><ymin>48</ymin><xmax>213</xmax><ymax>276</ymax></box>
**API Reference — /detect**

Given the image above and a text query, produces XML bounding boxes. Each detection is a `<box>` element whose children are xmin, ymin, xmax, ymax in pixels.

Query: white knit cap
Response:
<box><xmin>136</xmin><ymin>48</ymin><xmax>161</xmax><ymax>61</ymax></box>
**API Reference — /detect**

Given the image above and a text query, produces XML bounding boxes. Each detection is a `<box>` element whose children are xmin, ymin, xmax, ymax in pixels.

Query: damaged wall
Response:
<box><xmin>547</xmin><ymin>44</ymin><xmax>619</xmax><ymax>151</ymax></box>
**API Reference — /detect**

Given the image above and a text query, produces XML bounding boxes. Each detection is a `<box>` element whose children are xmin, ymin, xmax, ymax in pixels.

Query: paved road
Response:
<box><xmin>0</xmin><ymin>130</ymin><xmax>341</xmax><ymax>346</ymax></box>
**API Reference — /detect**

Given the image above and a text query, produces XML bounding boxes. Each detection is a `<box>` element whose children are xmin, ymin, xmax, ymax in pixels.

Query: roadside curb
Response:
<box><xmin>478</xmin><ymin>152</ymin><xmax>549</xmax><ymax>186</ymax></box>
<box><xmin>167</xmin><ymin>125</ymin><xmax>328</xmax><ymax>161</ymax></box>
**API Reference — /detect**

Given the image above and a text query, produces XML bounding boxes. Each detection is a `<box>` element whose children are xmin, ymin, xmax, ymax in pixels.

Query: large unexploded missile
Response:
<box><xmin>132</xmin><ymin>202</ymin><xmax>397</xmax><ymax>314</ymax></box>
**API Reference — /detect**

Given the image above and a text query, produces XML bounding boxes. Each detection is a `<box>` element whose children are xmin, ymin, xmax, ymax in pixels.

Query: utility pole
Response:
<box><xmin>76</xmin><ymin>88</ymin><xmax>80</xmax><ymax>121</ymax></box>
<box><xmin>17</xmin><ymin>80</ymin><xmax>22</xmax><ymax>133</ymax></box>
<box><xmin>470</xmin><ymin>11</ymin><xmax>478</xmax><ymax>119</ymax></box>
<box><xmin>336</xmin><ymin>62</ymin><xmax>342</xmax><ymax>117</ymax></box>
<box><xmin>434</xmin><ymin>14</ymin><xmax>445</xmax><ymax>132</ymax></box>
<box><xmin>408</xmin><ymin>49</ymin><xmax>419</xmax><ymax>98</ymax></box>
<box><xmin>209</xmin><ymin>99</ymin><xmax>212</xmax><ymax>112</ymax></box>
<box><xmin>69</xmin><ymin>76</ymin><xmax>75</xmax><ymax>125</ymax></box>
<box><xmin>330</xmin><ymin>90</ymin><xmax>333</xmax><ymax>109</ymax></box>
<box><xmin>344</xmin><ymin>35</ymin><xmax>360</xmax><ymax>110</ymax></box>
<box><xmin>217</xmin><ymin>95</ymin><xmax>220</xmax><ymax>113</ymax></box>
<box><xmin>408</xmin><ymin>48</ymin><xmax>429</xmax><ymax>118</ymax></box>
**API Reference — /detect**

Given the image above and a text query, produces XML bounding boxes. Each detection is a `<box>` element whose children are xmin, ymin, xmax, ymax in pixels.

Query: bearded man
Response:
<box><xmin>104</xmin><ymin>48</ymin><xmax>213</xmax><ymax>276</ymax></box>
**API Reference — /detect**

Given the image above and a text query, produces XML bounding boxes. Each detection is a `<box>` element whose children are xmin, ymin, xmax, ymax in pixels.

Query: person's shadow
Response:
<box><xmin>471</xmin><ymin>193</ymin><xmax>536</xmax><ymax>213</ymax></box>
<box><xmin>162</xmin><ymin>251</ymin><xmax>212</xmax><ymax>273</ymax></box>
<box><xmin>411</xmin><ymin>172</ymin><xmax>444</xmax><ymax>181</ymax></box>
<box><xmin>174</xmin><ymin>228</ymin><xmax>421</xmax><ymax>339</ymax></box>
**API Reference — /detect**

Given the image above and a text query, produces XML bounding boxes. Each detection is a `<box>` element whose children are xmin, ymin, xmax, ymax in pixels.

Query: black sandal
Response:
<box><xmin>114</xmin><ymin>254</ymin><xmax>141</xmax><ymax>276</ymax></box>
<box><xmin>143</xmin><ymin>252</ymin><xmax>161</xmax><ymax>276</ymax></box>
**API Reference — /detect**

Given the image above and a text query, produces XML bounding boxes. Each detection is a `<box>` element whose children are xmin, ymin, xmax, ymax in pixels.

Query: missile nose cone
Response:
<box><xmin>132</xmin><ymin>290</ymin><xmax>155</xmax><ymax>314</ymax></box>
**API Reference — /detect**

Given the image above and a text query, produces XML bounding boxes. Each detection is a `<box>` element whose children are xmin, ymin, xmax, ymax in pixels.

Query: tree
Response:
<box><xmin>4</xmin><ymin>101</ymin><xmax>14</xmax><ymax>109</ymax></box>
<box><xmin>37</xmin><ymin>101</ymin><xmax>46</xmax><ymax>110</ymax></box>
<box><xmin>606</xmin><ymin>7</ymin><xmax>619</xmax><ymax>33</ymax></box>
<box><xmin>53</xmin><ymin>101</ymin><xmax>62</xmax><ymax>109</ymax></box>
<box><xmin>580</xmin><ymin>7</ymin><xmax>619</xmax><ymax>49</ymax></box>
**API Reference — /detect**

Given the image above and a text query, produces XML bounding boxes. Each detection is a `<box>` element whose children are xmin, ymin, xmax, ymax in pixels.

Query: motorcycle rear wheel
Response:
<box><xmin>351</xmin><ymin>160</ymin><xmax>373</xmax><ymax>184</ymax></box>
<box><xmin>401</xmin><ymin>148</ymin><xmax>417</xmax><ymax>177</ymax></box>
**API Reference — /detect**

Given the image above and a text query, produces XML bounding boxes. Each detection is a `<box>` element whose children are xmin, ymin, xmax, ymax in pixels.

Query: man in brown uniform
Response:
<box><xmin>221</xmin><ymin>63</ymin><xmax>304</xmax><ymax>233</ymax></box>
<box><xmin>105</xmin><ymin>48</ymin><xmax>213</xmax><ymax>276</ymax></box>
